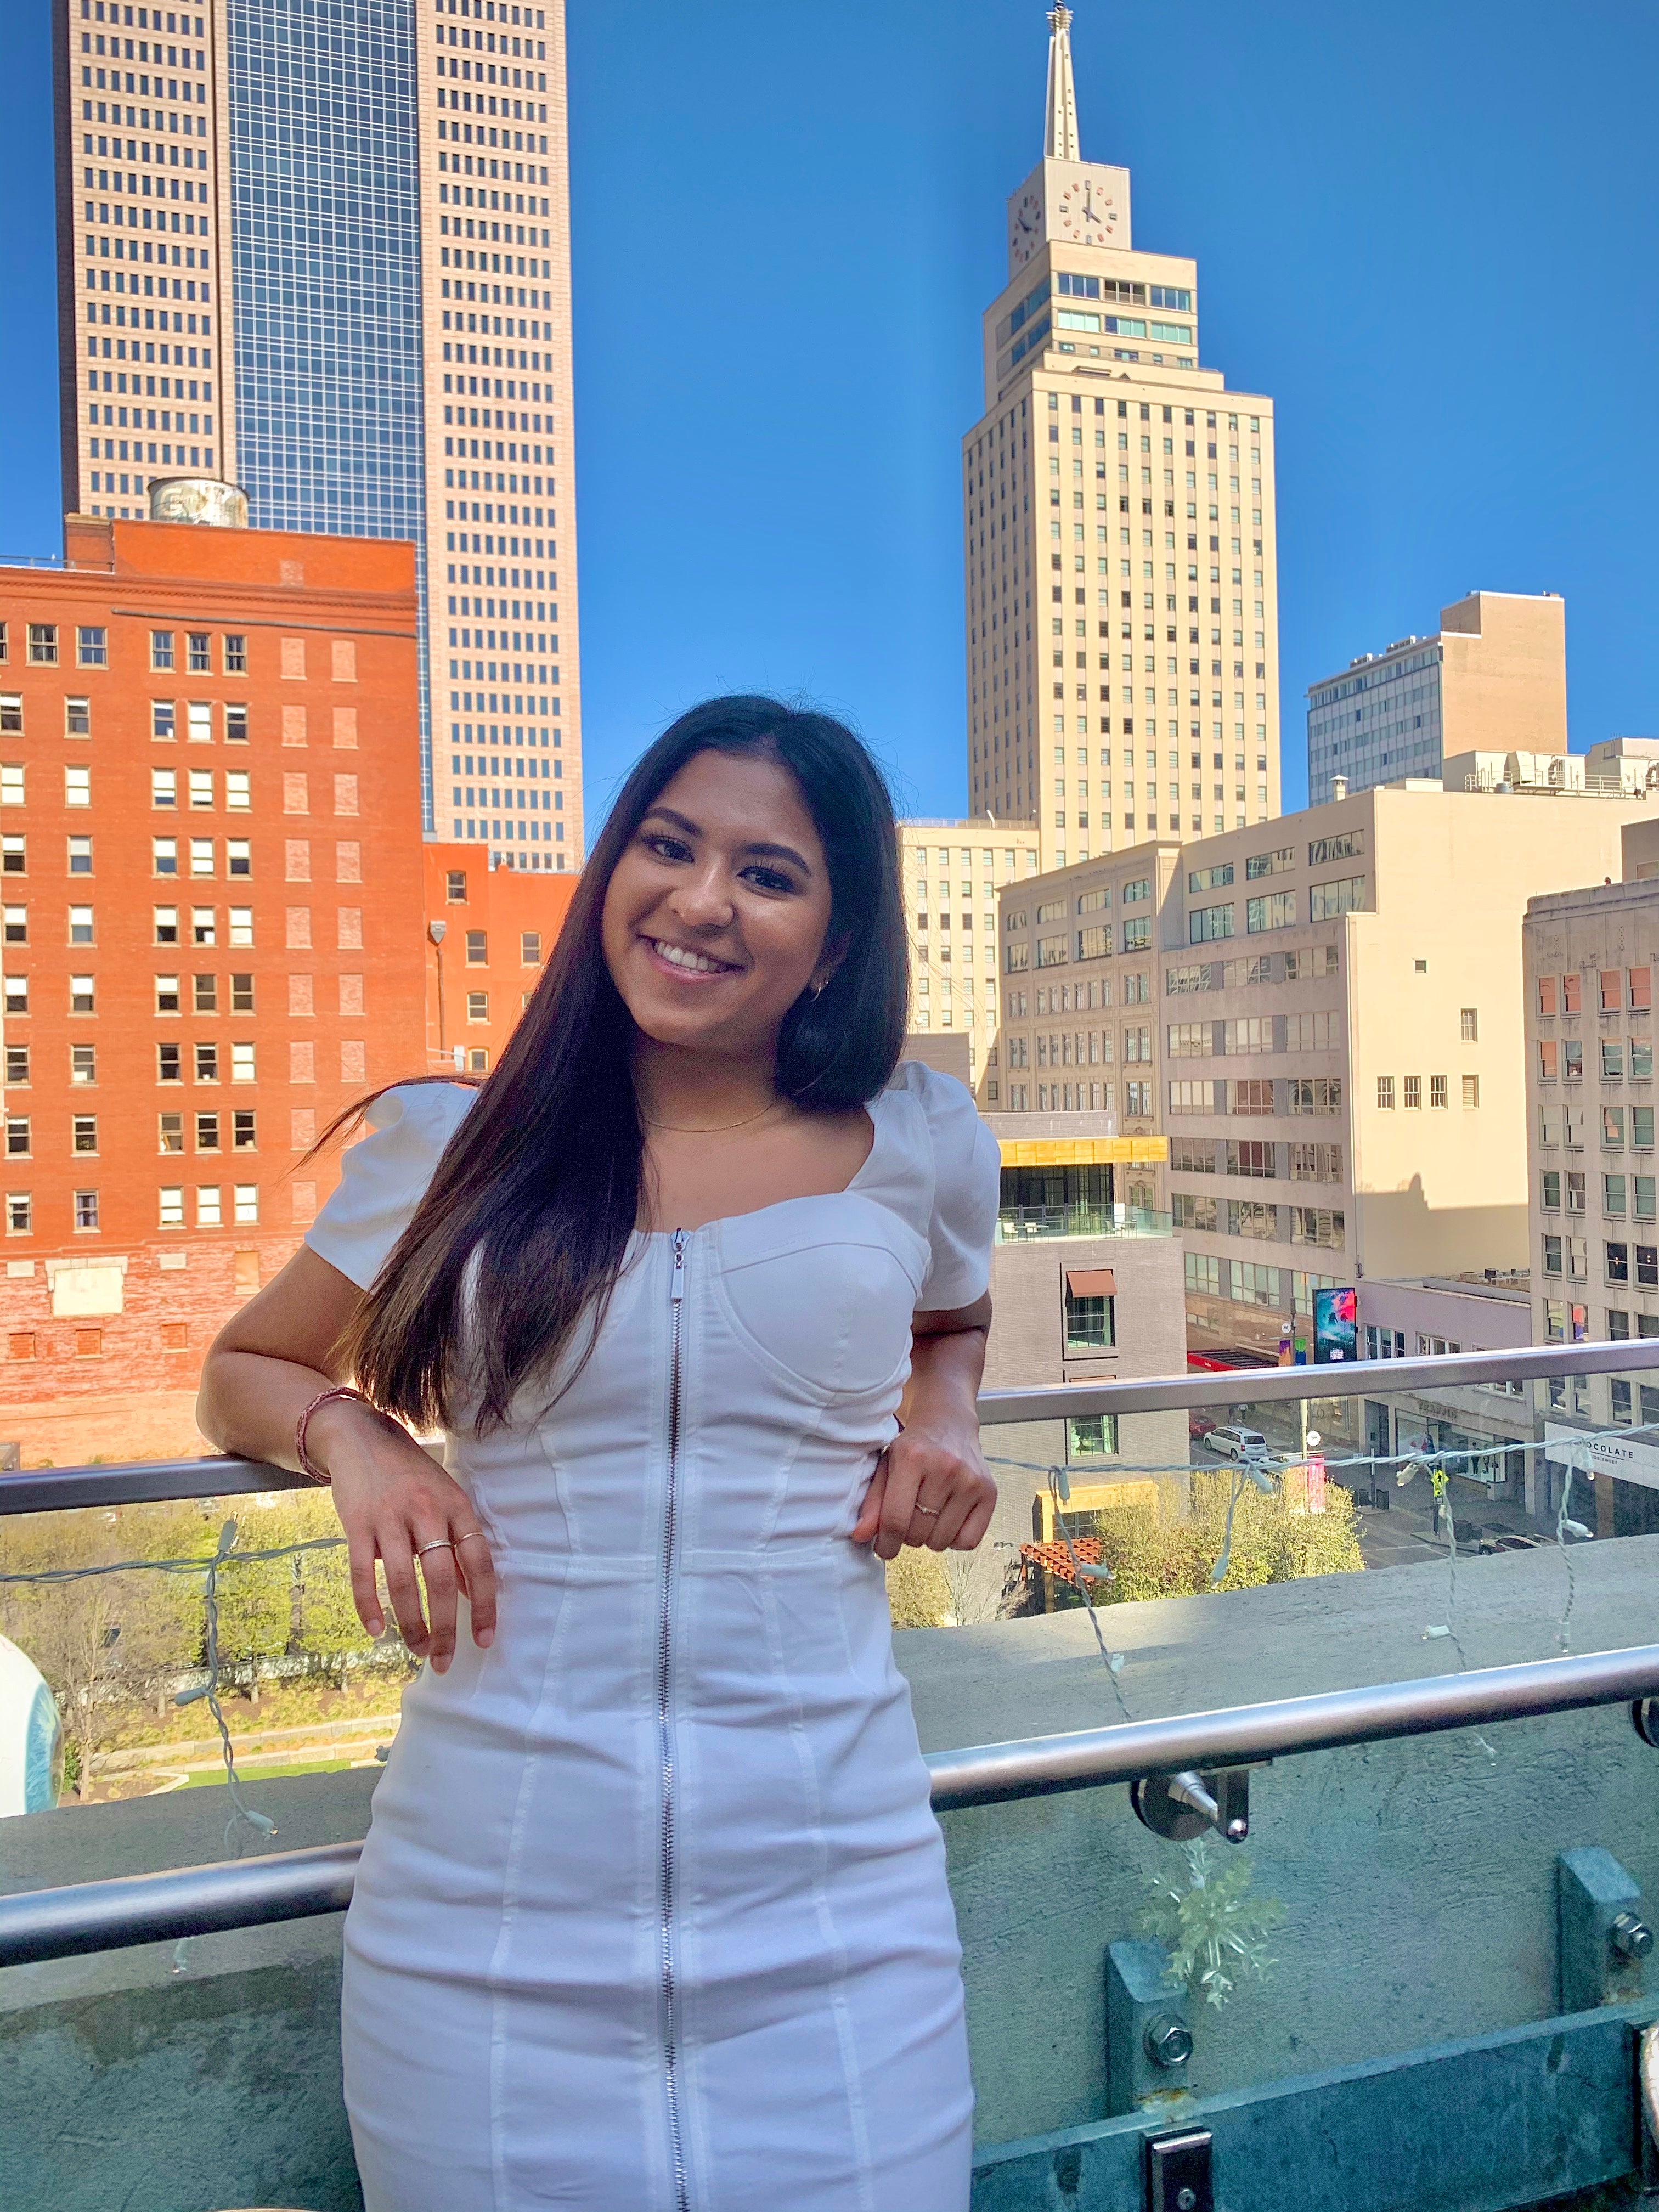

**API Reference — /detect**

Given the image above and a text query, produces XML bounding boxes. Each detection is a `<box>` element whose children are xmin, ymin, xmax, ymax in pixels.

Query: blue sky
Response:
<box><xmin>4</xmin><ymin>1</ymin><xmax>1656</xmax><ymax>822</ymax></box>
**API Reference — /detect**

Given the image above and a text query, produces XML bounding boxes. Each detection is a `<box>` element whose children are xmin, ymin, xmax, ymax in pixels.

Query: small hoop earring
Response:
<box><xmin>809</xmin><ymin>980</ymin><xmax>826</xmax><ymax>1001</ymax></box>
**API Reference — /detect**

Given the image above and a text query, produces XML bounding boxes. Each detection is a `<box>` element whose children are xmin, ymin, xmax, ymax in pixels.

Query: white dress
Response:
<box><xmin>304</xmin><ymin>1060</ymin><xmax>1001</xmax><ymax>2212</ymax></box>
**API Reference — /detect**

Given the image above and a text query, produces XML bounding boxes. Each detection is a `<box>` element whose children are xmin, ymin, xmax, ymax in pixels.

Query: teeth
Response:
<box><xmin>652</xmin><ymin>939</ymin><xmax>732</xmax><ymax>975</ymax></box>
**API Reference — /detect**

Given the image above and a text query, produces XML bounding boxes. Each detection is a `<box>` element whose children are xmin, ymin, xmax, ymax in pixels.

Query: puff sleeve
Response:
<box><xmin>907</xmin><ymin>1063</ymin><xmax>1001</xmax><ymax>1312</ymax></box>
<box><xmin>304</xmin><ymin>1082</ymin><xmax>477</xmax><ymax>1291</ymax></box>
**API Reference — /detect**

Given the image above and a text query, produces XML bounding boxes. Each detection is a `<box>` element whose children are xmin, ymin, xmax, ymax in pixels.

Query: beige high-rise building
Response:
<box><xmin>962</xmin><ymin>5</ymin><xmax>1281</xmax><ymax>875</ymax></box>
<box><xmin>1306</xmin><ymin>590</ymin><xmax>1567</xmax><ymax>803</ymax></box>
<box><xmin>52</xmin><ymin>0</ymin><xmax>581</xmax><ymax>869</ymax></box>
<box><xmin>898</xmin><ymin>820</ymin><xmax>1040</xmax><ymax>1093</ymax></box>
<box><xmin>998</xmin><ymin>778</ymin><xmax>1659</xmax><ymax>1362</ymax></box>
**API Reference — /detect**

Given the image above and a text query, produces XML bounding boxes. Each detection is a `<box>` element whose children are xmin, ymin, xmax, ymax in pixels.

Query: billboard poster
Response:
<box><xmin>1314</xmin><ymin>1285</ymin><xmax>1357</xmax><ymax>1363</ymax></box>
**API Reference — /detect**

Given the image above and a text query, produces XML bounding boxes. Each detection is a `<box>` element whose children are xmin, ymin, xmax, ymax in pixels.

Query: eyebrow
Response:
<box><xmin>642</xmin><ymin>805</ymin><xmax>814</xmax><ymax>877</ymax></box>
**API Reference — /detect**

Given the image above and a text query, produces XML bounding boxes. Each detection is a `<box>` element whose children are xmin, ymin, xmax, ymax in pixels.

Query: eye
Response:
<box><xmin>741</xmin><ymin>863</ymin><xmax>798</xmax><ymax>896</ymax></box>
<box><xmin>642</xmin><ymin>831</ymin><xmax>691</xmax><ymax>862</ymax></box>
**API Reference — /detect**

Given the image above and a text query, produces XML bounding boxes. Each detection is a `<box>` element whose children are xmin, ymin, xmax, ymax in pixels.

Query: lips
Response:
<box><xmin>645</xmin><ymin>936</ymin><xmax>742</xmax><ymax>978</ymax></box>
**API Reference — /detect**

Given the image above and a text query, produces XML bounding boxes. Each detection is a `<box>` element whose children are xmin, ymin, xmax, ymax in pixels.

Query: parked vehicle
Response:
<box><xmin>1189</xmin><ymin>1413</ymin><xmax>1217</xmax><ymax>1443</ymax></box>
<box><xmin>1205</xmin><ymin>1425</ymin><xmax>1269</xmax><ymax>1464</ymax></box>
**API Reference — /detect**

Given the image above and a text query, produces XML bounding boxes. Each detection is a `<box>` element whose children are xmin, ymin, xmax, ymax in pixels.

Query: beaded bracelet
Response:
<box><xmin>295</xmin><ymin>1384</ymin><xmax>370</xmax><ymax>1485</ymax></box>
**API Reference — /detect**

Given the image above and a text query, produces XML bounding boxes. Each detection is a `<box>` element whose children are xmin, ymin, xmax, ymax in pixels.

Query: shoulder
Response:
<box><xmin>877</xmin><ymin>1061</ymin><xmax>1001</xmax><ymax>1308</ymax></box>
<box><xmin>304</xmin><ymin>1082</ymin><xmax>477</xmax><ymax>1290</ymax></box>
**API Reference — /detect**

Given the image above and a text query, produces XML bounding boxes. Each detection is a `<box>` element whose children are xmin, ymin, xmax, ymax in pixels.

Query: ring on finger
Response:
<box><xmin>913</xmin><ymin>1504</ymin><xmax>941</xmax><ymax>1520</ymax></box>
<box><xmin>415</xmin><ymin>1538</ymin><xmax>455</xmax><ymax>1559</ymax></box>
<box><xmin>454</xmin><ymin>1528</ymin><xmax>488</xmax><ymax>1547</ymax></box>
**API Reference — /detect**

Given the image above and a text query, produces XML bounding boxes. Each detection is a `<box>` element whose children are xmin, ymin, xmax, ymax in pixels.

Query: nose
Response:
<box><xmin>668</xmin><ymin>857</ymin><xmax>736</xmax><ymax>933</ymax></box>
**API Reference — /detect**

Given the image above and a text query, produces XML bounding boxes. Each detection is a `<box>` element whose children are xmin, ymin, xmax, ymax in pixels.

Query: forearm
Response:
<box><xmin>900</xmin><ymin>1322</ymin><xmax>988</xmax><ymax>1437</ymax></box>
<box><xmin>196</xmin><ymin>1345</ymin><xmax>345</xmax><ymax>1474</ymax></box>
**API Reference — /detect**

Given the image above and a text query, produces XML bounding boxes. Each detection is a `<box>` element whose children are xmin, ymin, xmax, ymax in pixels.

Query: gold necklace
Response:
<box><xmin>642</xmin><ymin>1098</ymin><xmax>785</xmax><ymax>1137</ymax></box>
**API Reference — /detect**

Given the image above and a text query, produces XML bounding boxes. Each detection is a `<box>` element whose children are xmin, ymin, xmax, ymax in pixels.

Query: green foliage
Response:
<box><xmin>1139</xmin><ymin>1835</ymin><xmax>1284</xmax><ymax>2010</ymax></box>
<box><xmin>1088</xmin><ymin>1470</ymin><xmax>1363</xmax><ymax>1605</ymax></box>
<box><xmin>885</xmin><ymin>1544</ymin><xmax>952</xmax><ymax>1628</ymax></box>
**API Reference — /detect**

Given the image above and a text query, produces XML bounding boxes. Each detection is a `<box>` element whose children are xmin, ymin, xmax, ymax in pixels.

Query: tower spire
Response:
<box><xmin>1044</xmin><ymin>5</ymin><xmax>1081</xmax><ymax>161</ymax></box>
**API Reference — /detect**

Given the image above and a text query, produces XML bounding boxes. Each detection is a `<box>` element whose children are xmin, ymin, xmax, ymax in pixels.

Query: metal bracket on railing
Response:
<box><xmin>1632</xmin><ymin>1699</ymin><xmax>1659</xmax><ymax>1750</ymax></box>
<box><xmin>1130</xmin><ymin>1764</ymin><xmax>1263</xmax><ymax>1845</ymax></box>
<box><xmin>1146</xmin><ymin>2126</ymin><xmax>1213</xmax><ymax>2212</ymax></box>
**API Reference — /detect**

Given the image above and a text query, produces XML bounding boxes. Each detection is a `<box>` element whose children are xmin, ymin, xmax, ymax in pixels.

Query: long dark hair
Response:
<box><xmin>340</xmin><ymin>696</ymin><xmax>909</xmax><ymax>1431</ymax></box>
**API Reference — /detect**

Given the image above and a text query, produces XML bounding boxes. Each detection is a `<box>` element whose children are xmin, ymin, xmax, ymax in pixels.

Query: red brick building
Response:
<box><xmin>422</xmin><ymin>842</ymin><xmax>577</xmax><ymax>1075</ymax></box>
<box><xmin>0</xmin><ymin>512</ymin><xmax>426</xmax><ymax>1435</ymax></box>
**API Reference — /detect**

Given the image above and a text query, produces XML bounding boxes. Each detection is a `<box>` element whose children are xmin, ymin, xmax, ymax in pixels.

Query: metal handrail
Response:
<box><xmin>1</xmin><ymin>1340</ymin><xmax>1654</xmax><ymax>1515</ymax></box>
<box><xmin>5</xmin><ymin>1644</ymin><xmax>1658</xmax><ymax>1968</ymax></box>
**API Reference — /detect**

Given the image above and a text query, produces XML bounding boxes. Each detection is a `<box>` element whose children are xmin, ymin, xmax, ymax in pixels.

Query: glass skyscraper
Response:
<box><xmin>53</xmin><ymin>0</ymin><xmax>582</xmax><ymax>865</ymax></box>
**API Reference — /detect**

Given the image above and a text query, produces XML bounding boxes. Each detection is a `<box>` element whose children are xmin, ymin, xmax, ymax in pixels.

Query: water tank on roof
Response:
<box><xmin>149</xmin><ymin>477</ymin><xmax>248</xmax><ymax>528</ymax></box>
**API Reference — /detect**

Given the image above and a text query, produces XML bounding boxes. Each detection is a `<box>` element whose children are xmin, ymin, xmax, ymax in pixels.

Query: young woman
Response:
<box><xmin>198</xmin><ymin>696</ymin><xmax>1000</xmax><ymax>2211</ymax></box>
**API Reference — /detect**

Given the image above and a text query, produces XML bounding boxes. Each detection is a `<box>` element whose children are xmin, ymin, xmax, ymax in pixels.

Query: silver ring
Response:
<box><xmin>914</xmin><ymin>1504</ymin><xmax>941</xmax><ymax>1519</ymax></box>
<box><xmin>415</xmin><ymin>1538</ymin><xmax>455</xmax><ymax>1559</ymax></box>
<box><xmin>454</xmin><ymin>1528</ymin><xmax>488</xmax><ymax>1546</ymax></box>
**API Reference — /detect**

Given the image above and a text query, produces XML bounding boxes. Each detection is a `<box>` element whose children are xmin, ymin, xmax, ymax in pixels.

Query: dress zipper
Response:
<box><xmin>658</xmin><ymin>1227</ymin><xmax>690</xmax><ymax>2212</ymax></box>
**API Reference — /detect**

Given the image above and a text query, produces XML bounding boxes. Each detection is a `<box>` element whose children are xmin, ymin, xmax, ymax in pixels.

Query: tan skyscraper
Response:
<box><xmin>963</xmin><ymin>7</ymin><xmax>1281</xmax><ymax>871</ymax></box>
<box><xmin>52</xmin><ymin>0</ymin><xmax>582</xmax><ymax>869</ymax></box>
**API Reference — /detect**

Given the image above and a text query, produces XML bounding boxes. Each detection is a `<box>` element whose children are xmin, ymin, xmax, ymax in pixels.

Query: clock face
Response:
<box><xmin>1009</xmin><ymin>189</ymin><xmax>1045</xmax><ymax>266</ymax></box>
<box><xmin>1057</xmin><ymin>177</ymin><xmax>1119</xmax><ymax>247</ymax></box>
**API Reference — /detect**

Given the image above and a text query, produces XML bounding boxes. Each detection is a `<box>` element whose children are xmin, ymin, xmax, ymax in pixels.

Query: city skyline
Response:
<box><xmin>3</xmin><ymin>1</ymin><xmax>1656</xmax><ymax>825</ymax></box>
<box><xmin>46</xmin><ymin>0</ymin><xmax>582</xmax><ymax>871</ymax></box>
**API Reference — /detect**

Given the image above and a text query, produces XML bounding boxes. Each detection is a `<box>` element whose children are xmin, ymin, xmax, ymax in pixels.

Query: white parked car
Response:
<box><xmin>1205</xmin><ymin>1425</ymin><xmax>1270</xmax><ymax>1465</ymax></box>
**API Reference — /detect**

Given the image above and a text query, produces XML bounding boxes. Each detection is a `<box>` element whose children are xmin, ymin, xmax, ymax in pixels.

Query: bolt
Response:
<box><xmin>1612</xmin><ymin>1911</ymin><xmax>1654</xmax><ymax>1962</ymax></box>
<box><xmin>1176</xmin><ymin>2191</ymin><xmax>1199</xmax><ymax>2212</ymax></box>
<box><xmin>1144</xmin><ymin>2012</ymin><xmax>1194</xmax><ymax>2070</ymax></box>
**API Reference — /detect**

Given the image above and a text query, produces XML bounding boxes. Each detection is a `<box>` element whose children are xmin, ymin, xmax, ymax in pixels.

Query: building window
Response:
<box><xmin>225</xmin><ymin>704</ymin><xmax>249</xmax><ymax>744</ymax></box>
<box><xmin>153</xmin><ymin>769</ymin><xmax>178</xmax><ymax>810</ymax></box>
<box><xmin>159</xmin><ymin>1186</ymin><xmax>185</xmax><ymax>1228</ymax></box>
<box><xmin>1</xmin><ymin>766</ymin><xmax>24</xmax><ymax>806</ymax></box>
<box><xmin>68</xmin><ymin>906</ymin><xmax>93</xmax><ymax>947</ymax></box>
<box><xmin>196</xmin><ymin>1186</ymin><xmax>223</xmax><ymax>1228</ymax></box>
<box><xmin>4</xmin><ymin>1118</ymin><xmax>29</xmax><ymax>1159</ymax></box>
<box><xmin>66</xmin><ymin>698</ymin><xmax>91</xmax><ymax>736</ymax></box>
<box><xmin>230</xmin><ymin>974</ymin><xmax>254</xmax><ymax>1014</ymax></box>
<box><xmin>229</xmin><ymin>907</ymin><xmax>255</xmax><ymax>947</ymax></box>
<box><xmin>521</xmin><ymin>931</ymin><xmax>543</xmax><ymax>966</ymax></box>
<box><xmin>1607</xmin><ymin>1241</ymin><xmax>1630</xmax><ymax>1283</ymax></box>
<box><xmin>2</xmin><ymin>907</ymin><xmax>24</xmax><ymax>946</ymax></box>
<box><xmin>0</xmin><ymin>697</ymin><xmax>19</xmax><ymax>735</ymax></box>
<box><xmin>158</xmin><ymin>1043</ymin><xmax>182</xmax><ymax>1082</ymax></box>
<box><xmin>72</xmin><ymin>1116</ymin><xmax>97</xmax><ymax>1155</ymax></box>
<box><xmin>188</xmin><ymin>633</ymin><xmax>212</xmax><ymax>674</ymax></box>
<box><xmin>73</xmin><ymin>1189</ymin><xmax>99</xmax><ymax>1232</ymax></box>
<box><xmin>466</xmin><ymin>930</ymin><xmax>488</xmax><ymax>964</ymax></box>
<box><xmin>150</xmin><ymin>631</ymin><xmax>174</xmax><ymax>672</ymax></box>
<box><xmin>467</xmin><ymin>990</ymin><xmax>490</xmax><ymax>1023</ymax></box>
<box><xmin>1460</xmin><ymin>1008</ymin><xmax>1479</xmax><ymax>1042</ymax></box>
<box><xmin>195</xmin><ymin>1043</ymin><xmax>219</xmax><ymax>1082</ymax></box>
<box><xmin>5</xmin><ymin>1193</ymin><xmax>31</xmax><ymax>1234</ymax></box>
<box><xmin>159</xmin><ymin>1113</ymin><xmax>184</xmax><ymax>1154</ymax></box>
<box><xmin>71</xmin><ymin>1045</ymin><xmax>95</xmax><ymax>1085</ymax></box>
<box><xmin>1376</xmin><ymin>1075</ymin><xmax>1394</xmax><ymax>1109</ymax></box>
<box><xmin>1065</xmin><ymin>1415</ymin><xmax>1120</xmax><ymax>1459</ymax></box>
<box><xmin>193</xmin><ymin>975</ymin><xmax>217</xmax><ymax>1014</ymax></box>
<box><xmin>447</xmin><ymin>870</ymin><xmax>468</xmax><ymax>902</ymax></box>
<box><xmin>2</xmin><ymin>837</ymin><xmax>23</xmax><ymax>873</ymax></box>
<box><xmin>234</xmin><ymin>1184</ymin><xmax>259</xmax><ymax>1225</ymax></box>
<box><xmin>153</xmin><ymin>701</ymin><xmax>176</xmax><ymax>740</ymax></box>
<box><xmin>233</xmin><ymin>1110</ymin><xmax>257</xmax><ymax>1150</ymax></box>
<box><xmin>1063</xmin><ymin>1279</ymin><xmax>1115</xmax><ymax>1351</ymax></box>
<box><xmin>227</xmin><ymin>840</ymin><xmax>251</xmax><ymax>878</ymax></box>
<box><xmin>27</xmin><ymin>625</ymin><xmax>58</xmax><ymax>667</ymax></box>
<box><xmin>69</xmin><ymin>974</ymin><xmax>94</xmax><ymax>1015</ymax></box>
<box><xmin>154</xmin><ymin>838</ymin><xmax>178</xmax><ymax>877</ymax></box>
<box><xmin>1429</xmin><ymin>1074</ymin><xmax>1448</xmax><ymax>1109</ymax></box>
<box><xmin>231</xmin><ymin>1043</ymin><xmax>256</xmax><ymax>1083</ymax></box>
<box><xmin>77</xmin><ymin>626</ymin><xmax>107</xmax><ymax>669</ymax></box>
<box><xmin>1463</xmin><ymin>1074</ymin><xmax>1480</xmax><ymax>1108</ymax></box>
<box><xmin>1403</xmin><ymin>1075</ymin><xmax>1421</xmax><ymax>1110</ymax></box>
<box><xmin>3</xmin><ymin>1047</ymin><xmax>25</xmax><ymax>1085</ymax></box>
<box><xmin>467</xmin><ymin>1047</ymin><xmax>490</xmax><ymax>1073</ymax></box>
<box><xmin>224</xmin><ymin>635</ymin><xmax>247</xmax><ymax>674</ymax></box>
<box><xmin>68</xmin><ymin>837</ymin><xmax>92</xmax><ymax>878</ymax></box>
<box><xmin>196</xmin><ymin>1113</ymin><xmax>222</xmax><ymax>1153</ymax></box>
<box><xmin>155</xmin><ymin>974</ymin><xmax>181</xmax><ymax>1014</ymax></box>
<box><xmin>190</xmin><ymin>839</ymin><xmax>215</xmax><ymax>878</ymax></box>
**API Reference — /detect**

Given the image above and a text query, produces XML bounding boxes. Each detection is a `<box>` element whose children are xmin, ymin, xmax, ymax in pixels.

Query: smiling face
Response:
<box><xmin>600</xmin><ymin>748</ymin><xmax>842</xmax><ymax>1068</ymax></box>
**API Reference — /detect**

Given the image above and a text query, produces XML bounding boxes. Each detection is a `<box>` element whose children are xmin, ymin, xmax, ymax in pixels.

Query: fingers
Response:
<box><xmin>855</xmin><ymin>1432</ymin><xmax>998</xmax><ymax>1560</ymax></box>
<box><xmin>377</xmin><ymin>1527</ymin><xmax>432</xmax><ymax>1662</ymax></box>
<box><xmin>342</xmin><ymin>1514</ymin><xmax>385</xmax><ymax>1639</ymax></box>
<box><xmin>453</xmin><ymin>1517</ymin><xmax>498</xmax><ymax>1650</ymax></box>
<box><xmin>413</xmin><ymin>1533</ymin><xmax>460</xmax><ymax>1673</ymax></box>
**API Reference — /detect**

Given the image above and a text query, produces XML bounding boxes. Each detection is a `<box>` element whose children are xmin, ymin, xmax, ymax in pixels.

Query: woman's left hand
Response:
<box><xmin>854</xmin><ymin>1420</ymin><xmax>997</xmax><ymax>1560</ymax></box>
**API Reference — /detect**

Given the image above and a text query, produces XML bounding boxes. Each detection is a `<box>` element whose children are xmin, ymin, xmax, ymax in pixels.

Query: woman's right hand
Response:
<box><xmin>307</xmin><ymin>1396</ymin><xmax>498</xmax><ymax>1674</ymax></box>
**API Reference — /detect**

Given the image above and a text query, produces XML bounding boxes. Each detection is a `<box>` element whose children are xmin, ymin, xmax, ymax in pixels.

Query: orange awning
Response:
<box><xmin>1065</xmin><ymin>1268</ymin><xmax>1117</xmax><ymax>1299</ymax></box>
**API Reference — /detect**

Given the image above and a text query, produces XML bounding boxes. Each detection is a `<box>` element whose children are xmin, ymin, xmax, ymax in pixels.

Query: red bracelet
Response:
<box><xmin>296</xmin><ymin>1384</ymin><xmax>369</xmax><ymax>1485</ymax></box>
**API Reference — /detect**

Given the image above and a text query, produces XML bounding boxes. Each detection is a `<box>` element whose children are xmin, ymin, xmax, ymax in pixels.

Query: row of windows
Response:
<box><xmin>1170</xmin><ymin>1137</ymin><xmax>1344</xmax><ymax>1182</ymax></box>
<box><xmin>1538</xmin><ymin>969</ymin><xmax>1653</xmax><ymax>1015</ymax></box>
<box><xmin>1188</xmin><ymin>877</ymin><xmax>1365</xmax><ymax>945</ymax></box>
<box><xmin>445</xmin><ymin>928</ymin><xmax>542</xmax><ymax>965</ymax></box>
<box><xmin>1543</xmin><ymin>1237</ymin><xmax>1659</xmax><ymax>1284</ymax></box>
<box><xmin>3</xmin><ymin>1186</ymin><xmax>262</xmax><ymax>1239</ymax></box>
<box><xmin>1169</xmin><ymin>1077</ymin><xmax>1345</xmax><ymax>1116</ymax></box>
<box><xmin>1168</xmin><ymin>1013</ymin><xmax>1341</xmax><ymax>1058</ymax></box>
<box><xmin>1003</xmin><ymin>975</ymin><xmax>1152</xmax><ymax>1020</ymax></box>
<box><xmin>1542</xmin><ymin>1170</ymin><xmax>1657</xmax><ymax>1219</ymax></box>
<box><xmin>1539</xmin><ymin>1037</ymin><xmax>1655</xmax><ymax>1081</ymax></box>
<box><xmin>1539</xmin><ymin>1105</ymin><xmax>1657</xmax><ymax>1149</ymax></box>
<box><xmin>1182</xmin><ymin>1254</ymin><xmax>1340</xmax><ymax>1313</ymax></box>
<box><xmin>1171</xmin><ymin>1194</ymin><xmax>1346</xmax><ymax>1248</ymax></box>
<box><xmin>0</xmin><ymin>837</ymin><xmax>363</xmax><ymax>882</ymax></box>
<box><xmin>1375</xmin><ymin>1075</ymin><xmax>1482</xmax><ymax>1109</ymax></box>
<box><xmin>5</xmin><ymin>1109</ymin><xmax>256</xmax><ymax>1158</ymax></box>
<box><xmin>1165</xmin><ymin>947</ymin><xmax>1340</xmax><ymax>996</ymax></box>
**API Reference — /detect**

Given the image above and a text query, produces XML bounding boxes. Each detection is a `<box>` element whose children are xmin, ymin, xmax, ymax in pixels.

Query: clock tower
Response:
<box><xmin>962</xmin><ymin>5</ymin><xmax>1284</xmax><ymax>876</ymax></box>
<box><xmin>1007</xmin><ymin>8</ymin><xmax>1131</xmax><ymax>272</ymax></box>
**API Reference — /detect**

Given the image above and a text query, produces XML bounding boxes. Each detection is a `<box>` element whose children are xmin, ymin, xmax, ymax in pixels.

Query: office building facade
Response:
<box><xmin>1306</xmin><ymin>590</ymin><xmax>1566</xmax><ymax>803</ymax></box>
<box><xmin>899</xmin><ymin>819</ymin><xmax>1039</xmax><ymax>1097</ymax></box>
<box><xmin>0</xmin><ymin>512</ymin><xmax>427</xmax><ymax>1408</ymax></box>
<box><xmin>999</xmin><ymin>780</ymin><xmax>1659</xmax><ymax>1362</ymax></box>
<box><xmin>52</xmin><ymin>0</ymin><xmax>581</xmax><ymax>865</ymax></box>
<box><xmin>962</xmin><ymin>5</ymin><xmax>1281</xmax><ymax>873</ymax></box>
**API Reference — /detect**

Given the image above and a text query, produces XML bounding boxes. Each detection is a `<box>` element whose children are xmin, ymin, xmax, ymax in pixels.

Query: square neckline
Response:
<box><xmin>631</xmin><ymin>1091</ymin><xmax>891</xmax><ymax>1241</ymax></box>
